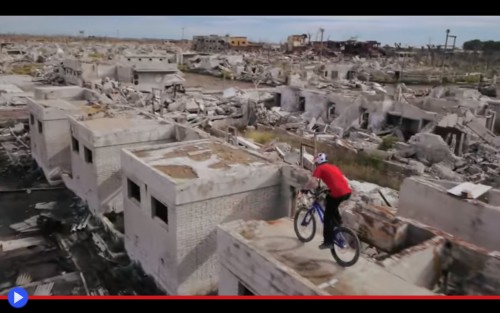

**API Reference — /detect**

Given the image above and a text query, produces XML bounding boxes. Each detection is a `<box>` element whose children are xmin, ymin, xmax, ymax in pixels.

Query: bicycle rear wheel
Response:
<box><xmin>330</xmin><ymin>226</ymin><xmax>361</xmax><ymax>267</ymax></box>
<box><xmin>293</xmin><ymin>207</ymin><xmax>316</xmax><ymax>242</ymax></box>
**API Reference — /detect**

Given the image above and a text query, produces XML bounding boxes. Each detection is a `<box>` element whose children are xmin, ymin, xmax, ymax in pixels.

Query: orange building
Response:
<box><xmin>229</xmin><ymin>36</ymin><xmax>248</xmax><ymax>47</ymax></box>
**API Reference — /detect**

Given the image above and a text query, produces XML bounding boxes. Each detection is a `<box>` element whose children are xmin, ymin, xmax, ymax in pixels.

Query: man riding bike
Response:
<box><xmin>303</xmin><ymin>152</ymin><xmax>352</xmax><ymax>250</ymax></box>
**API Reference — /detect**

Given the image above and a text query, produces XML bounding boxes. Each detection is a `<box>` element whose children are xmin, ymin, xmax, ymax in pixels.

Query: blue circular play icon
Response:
<box><xmin>8</xmin><ymin>287</ymin><xmax>28</xmax><ymax>309</ymax></box>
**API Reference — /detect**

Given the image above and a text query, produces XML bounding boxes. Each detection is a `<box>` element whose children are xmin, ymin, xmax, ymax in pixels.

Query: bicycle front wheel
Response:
<box><xmin>331</xmin><ymin>226</ymin><xmax>361</xmax><ymax>267</ymax></box>
<box><xmin>293</xmin><ymin>207</ymin><xmax>316</xmax><ymax>242</ymax></box>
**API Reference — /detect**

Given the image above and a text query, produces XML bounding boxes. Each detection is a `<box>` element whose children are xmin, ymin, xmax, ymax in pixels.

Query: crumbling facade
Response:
<box><xmin>121</xmin><ymin>139</ymin><xmax>287</xmax><ymax>295</ymax></box>
<box><xmin>61</xmin><ymin>59</ymin><xmax>116</xmax><ymax>87</ymax></box>
<box><xmin>192</xmin><ymin>35</ymin><xmax>230</xmax><ymax>53</ymax></box>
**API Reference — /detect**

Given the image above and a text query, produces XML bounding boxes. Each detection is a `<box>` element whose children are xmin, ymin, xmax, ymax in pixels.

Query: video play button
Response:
<box><xmin>8</xmin><ymin>287</ymin><xmax>28</xmax><ymax>309</ymax></box>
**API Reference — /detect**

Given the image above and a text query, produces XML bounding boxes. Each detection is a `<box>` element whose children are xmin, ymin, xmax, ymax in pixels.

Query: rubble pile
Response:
<box><xmin>0</xmin><ymin>121</ymin><xmax>33</xmax><ymax>186</ymax></box>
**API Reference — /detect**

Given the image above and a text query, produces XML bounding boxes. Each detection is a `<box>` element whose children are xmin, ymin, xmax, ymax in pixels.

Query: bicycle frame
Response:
<box><xmin>310</xmin><ymin>200</ymin><xmax>325</xmax><ymax>224</ymax></box>
<box><xmin>299</xmin><ymin>198</ymin><xmax>346</xmax><ymax>247</ymax></box>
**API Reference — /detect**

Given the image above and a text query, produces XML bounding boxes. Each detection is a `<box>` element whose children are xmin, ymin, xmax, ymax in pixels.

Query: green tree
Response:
<box><xmin>463</xmin><ymin>39</ymin><xmax>483</xmax><ymax>51</ymax></box>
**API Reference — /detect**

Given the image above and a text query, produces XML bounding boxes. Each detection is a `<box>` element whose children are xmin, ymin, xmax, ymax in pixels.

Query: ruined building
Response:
<box><xmin>27</xmin><ymin>86</ymin><xmax>110</xmax><ymax>185</ymax></box>
<box><xmin>121</xmin><ymin>139</ymin><xmax>291</xmax><ymax>295</ymax></box>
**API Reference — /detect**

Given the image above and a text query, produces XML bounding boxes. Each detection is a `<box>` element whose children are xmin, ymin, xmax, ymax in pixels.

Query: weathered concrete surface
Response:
<box><xmin>397</xmin><ymin>217</ymin><xmax>500</xmax><ymax>295</ymax></box>
<box><xmin>217</xmin><ymin>218</ymin><xmax>436</xmax><ymax>295</ymax></box>
<box><xmin>65</xmin><ymin>116</ymin><xmax>182</xmax><ymax>215</ymax></box>
<box><xmin>343</xmin><ymin>203</ymin><xmax>408</xmax><ymax>253</ymax></box>
<box><xmin>122</xmin><ymin>139</ymin><xmax>287</xmax><ymax>295</ymax></box>
<box><xmin>399</xmin><ymin>177</ymin><xmax>500</xmax><ymax>252</ymax></box>
<box><xmin>28</xmin><ymin>97</ymin><xmax>86</xmax><ymax>185</ymax></box>
<box><xmin>382</xmin><ymin>237</ymin><xmax>444</xmax><ymax>289</ymax></box>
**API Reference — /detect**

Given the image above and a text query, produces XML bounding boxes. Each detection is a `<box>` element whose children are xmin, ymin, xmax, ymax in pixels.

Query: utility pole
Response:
<box><xmin>181</xmin><ymin>27</ymin><xmax>185</xmax><ymax>40</ymax></box>
<box><xmin>319</xmin><ymin>27</ymin><xmax>325</xmax><ymax>60</ymax></box>
<box><xmin>444</xmin><ymin>29</ymin><xmax>450</xmax><ymax>50</ymax></box>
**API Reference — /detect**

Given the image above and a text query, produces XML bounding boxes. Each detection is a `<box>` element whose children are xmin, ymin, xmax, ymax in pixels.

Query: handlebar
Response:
<box><xmin>299</xmin><ymin>187</ymin><xmax>329</xmax><ymax>200</ymax></box>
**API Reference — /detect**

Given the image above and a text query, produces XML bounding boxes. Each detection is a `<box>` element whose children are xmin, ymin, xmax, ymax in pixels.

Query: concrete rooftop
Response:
<box><xmin>79</xmin><ymin>116</ymin><xmax>166</xmax><ymax>136</ymax></box>
<box><xmin>35</xmin><ymin>99</ymin><xmax>87</xmax><ymax>115</ymax></box>
<box><xmin>131</xmin><ymin>139</ymin><xmax>271</xmax><ymax>183</ymax></box>
<box><xmin>218</xmin><ymin>218</ymin><xmax>436</xmax><ymax>295</ymax></box>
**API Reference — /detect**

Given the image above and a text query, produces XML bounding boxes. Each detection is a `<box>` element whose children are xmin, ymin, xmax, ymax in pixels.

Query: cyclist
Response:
<box><xmin>303</xmin><ymin>152</ymin><xmax>352</xmax><ymax>250</ymax></box>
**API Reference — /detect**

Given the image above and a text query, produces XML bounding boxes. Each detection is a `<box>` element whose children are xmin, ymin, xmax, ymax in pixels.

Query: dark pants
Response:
<box><xmin>324</xmin><ymin>193</ymin><xmax>351</xmax><ymax>243</ymax></box>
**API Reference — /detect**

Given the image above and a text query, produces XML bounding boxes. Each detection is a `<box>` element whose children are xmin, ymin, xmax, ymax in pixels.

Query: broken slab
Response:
<box><xmin>399</xmin><ymin>177</ymin><xmax>500</xmax><ymax>252</ymax></box>
<box><xmin>0</xmin><ymin>236</ymin><xmax>46</xmax><ymax>252</ymax></box>
<box><xmin>447</xmin><ymin>182</ymin><xmax>492</xmax><ymax>199</ymax></box>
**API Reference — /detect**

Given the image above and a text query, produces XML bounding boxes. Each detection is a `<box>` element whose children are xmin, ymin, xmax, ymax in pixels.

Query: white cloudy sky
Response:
<box><xmin>0</xmin><ymin>16</ymin><xmax>499</xmax><ymax>46</ymax></box>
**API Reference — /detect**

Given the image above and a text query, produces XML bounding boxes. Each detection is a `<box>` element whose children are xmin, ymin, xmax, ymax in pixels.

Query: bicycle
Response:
<box><xmin>293</xmin><ymin>187</ymin><xmax>361</xmax><ymax>267</ymax></box>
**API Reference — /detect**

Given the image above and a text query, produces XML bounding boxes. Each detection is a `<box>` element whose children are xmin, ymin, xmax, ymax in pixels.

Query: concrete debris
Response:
<box><xmin>35</xmin><ymin>201</ymin><xmax>56</xmax><ymax>210</ymax></box>
<box><xmin>3</xmin><ymin>35</ymin><xmax>500</xmax><ymax>296</ymax></box>
<box><xmin>33</xmin><ymin>282</ymin><xmax>55</xmax><ymax>296</ymax></box>
<box><xmin>0</xmin><ymin>236</ymin><xmax>45</xmax><ymax>252</ymax></box>
<box><xmin>10</xmin><ymin>216</ymin><xmax>39</xmax><ymax>233</ymax></box>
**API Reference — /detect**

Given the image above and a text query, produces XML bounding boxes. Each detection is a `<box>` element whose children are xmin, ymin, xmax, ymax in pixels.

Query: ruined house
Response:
<box><xmin>117</xmin><ymin>54</ymin><xmax>184</xmax><ymax>92</ymax></box>
<box><xmin>60</xmin><ymin>59</ymin><xmax>117</xmax><ymax>87</ymax></box>
<box><xmin>192</xmin><ymin>35</ymin><xmax>230</xmax><ymax>53</ymax></box>
<box><xmin>60</xmin><ymin>55</ymin><xmax>184</xmax><ymax>91</ymax></box>
<box><xmin>121</xmin><ymin>139</ymin><xmax>290</xmax><ymax>295</ymax></box>
<box><xmin>399</xmin><ymin>177</ymin><xmax>500</xmax><ymax>251</ymax></box>
<box><xmin>62</xmin><ymin>115</ymin><xmax>193</xmax><ymax>216</ymax></box>
<box><xmin>27</xmin><ymin>86</ymin><xmax>108</xmax><ymax>185</ymax></box>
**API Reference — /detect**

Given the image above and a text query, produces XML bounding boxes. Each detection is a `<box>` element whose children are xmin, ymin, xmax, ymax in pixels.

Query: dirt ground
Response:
<box><xmin>182</xmin><ymin>72</ymin><xmax>256</xmax><ymax>91</ymax></box>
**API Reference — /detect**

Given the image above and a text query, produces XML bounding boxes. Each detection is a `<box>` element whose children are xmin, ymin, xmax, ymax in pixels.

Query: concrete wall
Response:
<box><xmin>175</xmin><ymin>185</ymin><xmax>283</xmax><ymax>295</ymax></box>
<box><xmin>399</xmin><ymin>177</ymin><xmax>500</xmax><ymax>251</ymax></box>
<box><xmin>383</xmin><ymin>237</ymin><xmax>443</xmax><ymax>290</ymax></box>
<box><xmin>278</xmin><ymin>86</ymin><xmax>335</xmax><ymax>122</ymax></box>
<box><xmin>302</xmin><ymin>90</ymin><xmax>330</xmax><ymax>121</ymax></box>
<box><xmin>81</xmin><ymin>63</ymin><xmax>116</xmax><ymax>81</ymax></box>
<box><xmin>136</xmin><ymin>72</ymin><xmax>179</xmax><ymax>91</ymax></box>
<box><xmin>451</xmin><ymin>243</ymin><xmax>500</xmax><ymax>295</ymax></box>
<box><xmin>217</xmin><ymin>221</ymin><xmax>326</xmax><ymax>296</ymax></box>
<box><xmin>34</xmin><ymin>86</ymin><xmax>85</xmax><ymax>100</ymax></box>
<box><xmin>67</xmin><ymin>118</ymin><xmax>177</xmax><ymax>215</ymax></box>
<box><xmin>324</xmin><ymin>63</ymin><xmax>352</xmax><ymax>80</ymax></box>
<box><xmin>121</xmin><ymin>146</ymin><xmax>286</xmax><ymax>295</ymax></box>
<box><xmin>116</xmin><ymin>65</ymin><xmax>133</xmax><ymax>83</ymax></box>
<box><xmin>28</xmin><ymin>99</ymin><xmax>75</xmax><ymax>185</ymax></box>
<box><xmin>486</xmin><ymin>99</ymin><xmax>500</xmax><ymax>131</ymax></box>
<box><xmin>279</xmin><ymin>86</ymin><xmax>300</xmax><ymax>112</ymax></box>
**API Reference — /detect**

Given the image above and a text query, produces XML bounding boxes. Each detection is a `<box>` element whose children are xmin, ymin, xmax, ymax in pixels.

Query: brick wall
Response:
<box><xmin>70</xmin><ymin>139</ymin><xmax>171</xmax><ymax>215</ymax></box>
<box><xmin>174</xmin><ymin>185</ymin><xmax>285</xmax><ymax>295</ymax></box>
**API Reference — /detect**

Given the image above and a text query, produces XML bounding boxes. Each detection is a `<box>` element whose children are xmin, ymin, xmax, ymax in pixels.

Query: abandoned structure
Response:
<box><xmin>60</xmin><ymin>59</ymin><xmax>117</xmax><ymax>87</ymax></box>
<box><xmin>217</xmin><ymin>218</ymin><xmax>436</xmax><ymax>295</ymax></box>
<box><xmin>192</xmin><ymin>35</ymin><xmax>230</xmax><ymax>53</ymax></box>
<box><xmin>62</xmin><ymin>114</ymin><xmax>189</xmax><ymax>216</ymax></box>
<box><xmin>217</xmin><ymin>173</ymin><xmax>500</xmax><ymax>296</ymax></box>
<box><xmin>286</xmin><ymin>34</ymin><xmax>308</xmax><ymax>52</ymax></box>
<box><xmin>60</xmin><ymin>56</ymin><xmax>184</xmax><ymax>91</ymax></box>
<box><xmin>27</xmin><ymin>86</ymin><xmax>109</xmax><ymax>185</ymax></box>
<box><xmin>120</xmin><ymin>54</ymin><xmax>184</xmax><ymax>91</ymax></box>
<box><xmin>399</xmin><ymin>177</ymin><xmax>500</xmax><ymax>251</ymax></box>
<box><xmin>121</xmin><ymin>139</ymin><xmax>290</xmax><ymax>295</ymax></box>
<box><xmin>228</xmin><ymin>37</ymin><xmax>248</xmax><ymax>47</ymax></box>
